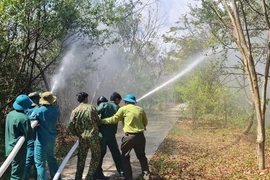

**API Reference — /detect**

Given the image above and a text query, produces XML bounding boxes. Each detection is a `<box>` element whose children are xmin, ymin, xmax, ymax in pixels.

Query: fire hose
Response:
<box><xmin>0</xmin><ymin>120</ymin><xmax>38</xmax><ymax>177</ymax></box>
<box><xmin>52</xmin><ymin>99</ymin><xmax>144</xmax><ymax>178</ymax></box>
<box><xmin>52</xmin><ymin>140</ymin><xmax>79</xmax><ymax>180</ymax></box>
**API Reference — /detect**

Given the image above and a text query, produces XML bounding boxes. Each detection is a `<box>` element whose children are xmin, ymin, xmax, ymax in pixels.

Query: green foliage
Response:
<box><xmin>0</xmin><ymin>0</ymin><xmax>124</xmax><ymax>169</ymax></box>
<box><xmin>173</xmin><ymin>60</ymin><xmax>241</xmax><ymax>125</ymax></box>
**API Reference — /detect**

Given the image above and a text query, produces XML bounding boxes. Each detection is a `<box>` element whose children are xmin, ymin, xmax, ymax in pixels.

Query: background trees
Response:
<box><xmin>0</xmin><ymin>0</ymin><xmax>121</xmax><ymax>171</ymax></box>
<box><xmin>2</xmin><ymin>0</ymin><xmax>270</xmax><ymax>176</ymax></box>
<box><xmin>168</xmin><ymin>0</ymin><xmax>270</xmax><ymax>170</ymax></box>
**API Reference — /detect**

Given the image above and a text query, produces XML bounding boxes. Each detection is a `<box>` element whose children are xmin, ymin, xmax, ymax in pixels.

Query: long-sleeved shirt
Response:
<box><xmin>30</xmin><ymin>105</ymin><xmax>59</xmax><ymax>143</ymax></box>
<box><xmin>25</xmin><ymin>105</ymin><xmax>38</xmax><ymax>147</ymax></box>
<box><xmin>68</xmin><ymin>103</ymin><xmax>99</xmax><ymax>138</ymax></box>
<box><xmin>5</xmin><ymin>110</ymin><xmax>33</xmax><ymax>156</ymax></box>
<box><xmin>102</xmin><ymin>104</ymin><xmax>148</xmax><ymax>133</ymax></box>
<box><xmin>97</xmin><ymin>101</ymin><xmax>119</xmax><ymax>135</ymax></box>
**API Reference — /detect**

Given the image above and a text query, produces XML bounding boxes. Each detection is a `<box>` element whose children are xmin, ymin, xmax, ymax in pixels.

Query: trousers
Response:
<box><xmin>94</xmin><ymin>134</ymin><xmax>123</xmax><ymax>178</ymax></box>
<box><xmin>10</xmin><ymin>145</ymin><xmax>27</xmax><ymax>180</ymax></box>
<box><xmin>121</xmin><ymin>132</ymin><xmax>149</xmax><ymax>180</ymax></box>
<box><xmin>34</xmin><ymin>140</ymin><xmax>60</xmax><ymax>180</ymax></box>
<box><xmin>25</xmin><ymin>140</ymin><xmax>37</xmax><ymax>180</ymax></box>
<box><xmin>75</xmin><ymin>136</ymin><xmax>101</xmax><ymax>180</ymax></box>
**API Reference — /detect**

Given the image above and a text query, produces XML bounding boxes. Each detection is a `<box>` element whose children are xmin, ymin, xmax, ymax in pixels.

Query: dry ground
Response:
<box><xmin>149</xmin><ymin>120</ymin><xmax>270</xmax><ymax>180</ymax></box>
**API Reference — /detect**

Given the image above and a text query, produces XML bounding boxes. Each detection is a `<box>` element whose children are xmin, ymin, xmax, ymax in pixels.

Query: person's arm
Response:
<box><xmin>19</xmin><ymin>119</ymin><xmax>34</xmax><ymax>141</ymax></box>
<box><xmin>91</xmin><ymin>106</ymin><xmax>100</xmax><ymax>126</ymax></box>
<box><xmin>142</xmin><ymin>110</ymin><xmax>148</xmax><ymax>128</ymax></box>
<box><xmin>29</xmin><ymin>107</ymin><xmax>39</xmax><ymax>121</ymax></box>
<box><xmin>102</xmin><ymin>107</ymin><xmax>124</xmax><ymax>124</ymax></box>
<box><xmin>29</xmin><ymin>108</ymin><xmax>40</xmax><ymax>127</ymax></box>
<box><xmin>68</xmin><ymin>109</ymin><xmax>78</xmax><ymax>135</ymax></box>
<box><xmin>97</xmin><ymin>103</ymin><xmax>104</xmax><ymax>115</ymax></box>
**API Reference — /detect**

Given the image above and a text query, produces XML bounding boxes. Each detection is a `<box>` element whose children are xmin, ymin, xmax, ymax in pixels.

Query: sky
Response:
<box><xmin>158</xmin><ymin>0</ymin><xmax>199</xmax><ymax>33</ymax></box>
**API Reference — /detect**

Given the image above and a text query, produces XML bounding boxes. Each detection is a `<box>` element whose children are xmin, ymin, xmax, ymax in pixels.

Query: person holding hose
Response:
<box><xmin>5</xmin><ymin>94</ymin><xmax>34</xmax><ymax>179</ymax></box>
<box><xmin>25</xmin><ymin>92</ymin><xmax>40</xmax><ymax>180</ymax></box>
<box><xmin>29</xmin><ymin>92</ymin><xmax>60</xmax><ymax>180</ymax></box>
<box><xmin>100</xmin><ymin>94</ymin><xmax>150</xmax><ymax>180</ymax></box>
<box><xmin>94</xmin><ymin>92</ymin><xmax>124</xmax><ymax>179</ymax></box>
<box><xmin>68</xmin><ymin>92</ymin><xmax>101</xmax><ymax>180</ymax></box>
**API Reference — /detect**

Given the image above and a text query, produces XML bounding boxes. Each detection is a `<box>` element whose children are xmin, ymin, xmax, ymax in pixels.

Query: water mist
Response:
<box><xmin>137</xmin><ymin>54</ymin><xmax>207</xmax><ymax>102</ymax></box>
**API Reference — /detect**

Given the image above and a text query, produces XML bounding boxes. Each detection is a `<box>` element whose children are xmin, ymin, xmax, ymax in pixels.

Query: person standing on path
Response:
<box><xmin>25</xmin><ymin>92</ymin><xmax>40</xmax><ymax>180</ymax></box>
<box><xmin>29</xmin><ymin>92</ymin><xmax>60</xmax><ymax>180</ymax></box>
<box><xmin>94</xmin><ymin>92</ymin><xmax>124</xmax><ymax>179</ymax></box>
<box><xmin>100</xmin><ymin>94</ymin><xmax>150</xmax><ymax>180</ymax></box>
<box><xmin>5</xmin><ymin>94</ymin><xmax>34</xmax><ymax>180</ymax></box>
<box><xmin>68</xmin><ymin>92</ymin><xmax>101</xmax><ymax>180</ymax></box>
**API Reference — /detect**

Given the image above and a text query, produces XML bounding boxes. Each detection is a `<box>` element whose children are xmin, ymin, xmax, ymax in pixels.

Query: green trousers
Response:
<box><xmin>10</xmin><ymin>146</ymin><xmax>27</xmax><ymax>180</ymax></box>
<box><xmin>94</xmin><ymin>134</ymin><xmax>123</xmax><ymax>178</ymax></box>
<box><xmin>76</xmin><ymin>136</ymin><xmax>101</xmax><ymax>180</ymax></box>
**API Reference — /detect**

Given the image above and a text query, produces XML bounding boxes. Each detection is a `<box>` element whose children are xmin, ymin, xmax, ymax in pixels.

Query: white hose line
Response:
<box><xmin>53</xmin><ymin>140</ymin><xmax>79</xmax><ymax>180</ymax></box>
<box><xmin>0</xmin><ymin>120</ymin><xmax>38</xmax><ymax>177</ymax></box>
<box><xmin>0</xmin><ymin>136</ymin><xmax>26</xmax><ymax>177</ymax></box>
<box><xmin>31</xmin><ymin>120</ymin><xmax>38</xmax><ymax>129</ymax></box>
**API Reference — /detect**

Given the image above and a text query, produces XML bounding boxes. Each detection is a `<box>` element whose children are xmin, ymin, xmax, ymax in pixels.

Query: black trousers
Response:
<box><xmin>121</xmin><ymin>132</ymin><xmax>149</xmax><ymax>180</ymax></box>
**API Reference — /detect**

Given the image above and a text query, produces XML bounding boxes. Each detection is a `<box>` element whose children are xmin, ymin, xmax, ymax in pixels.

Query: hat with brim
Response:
<box><xmin>13</xmin><ymin>94</ymin><xmax>33</xmax><ymax>110</ymax></box>
<box><xmin>123</xmin><ymin>94</ymin><xmax>137</xmax><ymax>103</ymax></box>
<box><xmin>39</xmin><ymin>91</ymin><xmax>56</xmax><ymax>105</ymax></box>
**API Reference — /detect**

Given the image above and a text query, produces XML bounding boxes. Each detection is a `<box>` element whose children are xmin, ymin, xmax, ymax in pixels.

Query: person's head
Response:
<box><xmin>123</xmin><ymin>94</ymin><xmax>136</xmax><ymax>105</ymax></box>
<box><xmin>77</xmin><ymin>92</ymin><xmax>88</xmax><ymax>103</ymax></box>
<box><xmin>97</xmin><ymin>96</ymin><xmax>108</xmax><ymax>106</ymax></box>
<box><xmin>110</xmin><ymin>92</ymin><xmax>122</xmax><ymax>105</ymax></box>
<box><xmin>39</xmin><ymin>92</ymin><xmax>57</xmax><ymax>105</ymax></box>
<box><xmin>28</xmin><ymin>92</ymin><xmax>40</xmax><ymax>106</ymax></box>
<box><xmin>13</xmin><ymin>94</ymin><xmax>32</xmax><ymax>111</ymax></box>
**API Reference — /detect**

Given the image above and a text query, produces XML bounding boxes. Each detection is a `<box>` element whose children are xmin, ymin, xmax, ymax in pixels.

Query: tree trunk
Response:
<box><xmin>243</xmin><ymin>116</ymin><xmax>253</xmax><ymax>135</ymax></box>
<box><xmin>257</xmin><ymin>138</ymin><xmax>265</xmax><ymax>170</ymax></box>
<box><xmin>243</xmin><ymin>104</ymin><xmax>255</xmax><ymax>135</ymax></box>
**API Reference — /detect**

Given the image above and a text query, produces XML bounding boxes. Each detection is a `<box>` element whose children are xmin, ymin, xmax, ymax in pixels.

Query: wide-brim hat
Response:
<box><xmin>123</xmin><ymin>94</ymin><xmax>137</xmax><ymax>103</ymax></box>
<box><xmin>13</xmin><ymin>94</ymin><xmax>33</xmax><ymax>110</ymax></box>
<box><xmin>39</xmin><ymin>91</ymin><xmax>56</xmax><ymax>105</ymax></box>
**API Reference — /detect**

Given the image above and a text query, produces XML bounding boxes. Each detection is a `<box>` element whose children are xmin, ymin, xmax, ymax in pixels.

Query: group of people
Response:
<box><xmin>5</xmin><ymin>91</ymin><xmax>60</xmax><ymax>180</ymax></box>
<box><xmin>5</xmin><ymin>90</ymin><xmax>150</xmax><ymax>180</ymax></box>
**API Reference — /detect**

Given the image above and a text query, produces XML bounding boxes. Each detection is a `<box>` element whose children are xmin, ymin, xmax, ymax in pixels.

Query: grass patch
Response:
<box><xmin>149</xmin><ymin>119</ymin><xmax>270</xmax><ymax>180</ymax></box>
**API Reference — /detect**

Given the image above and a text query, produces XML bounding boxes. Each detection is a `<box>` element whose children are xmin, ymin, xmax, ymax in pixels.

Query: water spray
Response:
<box><xmin>51</xmin><ymin>50</ymin><xmax>75</xmax><ymax>94</ymax></box>
<box><xmin>90</xmin><ymin>63</ymin><xmax>110</xmax><ymax>105</ymax></box>
<box><xmin>137</xmin><ymin>55</ymin><xmax>207</xmax><ymax>102</ymax></box>
<box><xmin>51</xmin><ymin>53</ymin><xmax>208</xmax><ymax>178</ymax></box>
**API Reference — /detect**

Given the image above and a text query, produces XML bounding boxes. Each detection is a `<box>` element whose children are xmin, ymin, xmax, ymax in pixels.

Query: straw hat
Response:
<box><xmin>39</xmin><ymin>92</ymin><xmax>56</xmax><ymax>105</ymax></box>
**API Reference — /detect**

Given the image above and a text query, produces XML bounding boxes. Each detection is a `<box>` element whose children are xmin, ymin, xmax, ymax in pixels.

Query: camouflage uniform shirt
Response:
<box><xmin>68</xmin><ymin>103</ymin><xmax>99</xmax><ymax>138</ymax></box>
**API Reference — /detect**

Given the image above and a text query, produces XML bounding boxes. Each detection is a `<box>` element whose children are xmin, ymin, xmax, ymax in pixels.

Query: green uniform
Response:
<box><xmin>25</xmin><ymin>105</ymin><xmax>38</xmax><ymax>180</ymax></box>
<box><xmin>5</xmin><ymin>110</ymin><xmax>33</xmax><ymax>180</ymax></box>
<box><xmin>68</xmin><ymin>103</ymin><xmax>101</xmax><ymax>180</ymax></box>
<box><xmin>95</xmin><ymin>102</ymin><xmax>123</xmax><ymax>178</ymax></box>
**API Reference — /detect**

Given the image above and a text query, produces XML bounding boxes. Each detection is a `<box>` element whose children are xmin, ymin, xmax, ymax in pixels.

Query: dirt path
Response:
<box><xmin>61</xmin><ymin>104</ymin><xmax>181</xmax><ymax>180</ymax></box>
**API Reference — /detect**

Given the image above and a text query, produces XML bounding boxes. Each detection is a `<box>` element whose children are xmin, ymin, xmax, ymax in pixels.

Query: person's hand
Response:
<box><xmin>99</xmin><ymin>119</ymin><xmax>103</xmax><ymax>125</ymax></box>
<box><xmin>31</xmin><ymin>120</ymin><xmax>39</xmax><ymax>128</ymax></box>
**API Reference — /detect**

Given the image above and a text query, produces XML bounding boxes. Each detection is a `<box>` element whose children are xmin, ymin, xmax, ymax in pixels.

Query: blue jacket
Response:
<box><xmin>30</xmin><ymin>105</ymin><xmax>60</xmax><ymax>143</ymax></box>
<box><xmin>25</xmin><ymin>105</ymin><xmax>39</xmax><ymax>147</ymax></box>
